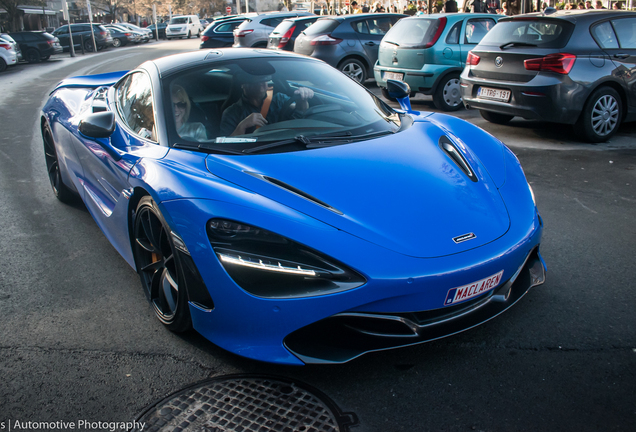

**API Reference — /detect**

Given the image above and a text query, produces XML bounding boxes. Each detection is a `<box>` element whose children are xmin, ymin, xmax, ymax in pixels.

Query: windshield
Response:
<box><xmin>170</xmin><ymin>17</ymin><xmax>188</xmax><ymax>24</ymax></box>
<box><xmin>479</xmin><ymin>19</ymin><xmax>574</xmax><ymax>49</ymax></box>
<box><xmin>164</xmin><ymin>58</ymin><xmax>402</xmax><ymax>154</ymax></box>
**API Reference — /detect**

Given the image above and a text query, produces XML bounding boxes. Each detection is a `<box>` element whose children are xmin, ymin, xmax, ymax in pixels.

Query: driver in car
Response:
<box><xmin>220</xmin><ymin>74</ymin><xmax>314</xmax><ymax>137</ymax></box>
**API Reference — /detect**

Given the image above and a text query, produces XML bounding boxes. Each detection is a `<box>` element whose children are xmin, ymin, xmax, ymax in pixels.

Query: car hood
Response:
<box><xmin>205</xmin><ymin>122</ymin><xmax>510</xmax><ymax>258</ymax></box>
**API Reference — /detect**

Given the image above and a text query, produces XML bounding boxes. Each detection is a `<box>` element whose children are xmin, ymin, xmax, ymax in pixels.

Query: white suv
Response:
<box><xmin>0</xmin><ymin>36</ymin><xmax>18</xmax><ymax>72</ymax></box>
<box><xmin>166</xmin><ymin>15</ymin><xmax>202</xmax><ymax>39</ymax></box>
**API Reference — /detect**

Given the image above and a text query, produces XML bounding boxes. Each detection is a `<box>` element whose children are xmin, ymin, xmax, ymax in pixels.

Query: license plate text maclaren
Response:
<box><xmin>477</xmin><ymin>87</ymin><xmax>511</xmax><ymax>102</ymax></box>
<box><xmin>444</xmin><ymin>270</ymin><xmax>504</xmax><ymax>306</ymax></box>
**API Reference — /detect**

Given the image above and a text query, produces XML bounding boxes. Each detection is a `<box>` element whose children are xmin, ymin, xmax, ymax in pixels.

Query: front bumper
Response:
<box><xmin>285</xmin><ymin>247</ymin><xmax>546</xmax><ymax>364</ymax></box>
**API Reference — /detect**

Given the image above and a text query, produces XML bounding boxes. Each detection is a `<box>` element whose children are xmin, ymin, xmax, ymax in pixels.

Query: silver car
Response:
<box><xmin>233</xmin><ymin>11</ymin><xmax>313</xmax><ymax>48</ymax></box>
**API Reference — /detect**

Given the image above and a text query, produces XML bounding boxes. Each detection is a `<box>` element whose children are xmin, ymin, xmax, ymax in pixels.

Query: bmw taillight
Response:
<box><xmin>0</xmin><ymin>43</ymin><xmax>10</xmax><ymax>50</ymax></box>
<box><xmin>310</xmin><ymin>34</ymin><xmax>343</xmax><ymax>45</ymax></box>
<box><xmin>201</xmin><ymin>35</ymin><xmax>209</xmax><ymax>42</ymax></box>
<box><xmin>236</xmin><ymin>29</ymin><xmax>254</xmax><ymax>37</ymax></box>
<box><xmin>524</xmin><ymin>53</ymin><xmax>576</xmax><ymax>74</ymax></box>
<box><xmin>424</xmin><ymin>16</ymin><xmax>447</xmax><ymax>48</ymax></box>
<box><xmin>466</xmin><ymin>51</ymin><xmax>480</xmax><ymax>66</ymax></box>
<box><xmin>278</xmin><ymin>25</ymin><xmax>296</xmax><ymax>48</ymax></box>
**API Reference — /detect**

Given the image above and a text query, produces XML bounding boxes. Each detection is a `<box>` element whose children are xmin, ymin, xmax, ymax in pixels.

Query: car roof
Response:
<box><xmin>316</xmin><ymin>13</ymin><xmax>406</xmax><ymax>22</ymax></box>
<box><xmin>147</xmin><ymin>48</ymin><xmax>319</xmax><ymax>77</ymax></box>
<box><xmin>500</xmin><ymin>9</ymin><xmax>636</xmax><ymax>23</ymax></box>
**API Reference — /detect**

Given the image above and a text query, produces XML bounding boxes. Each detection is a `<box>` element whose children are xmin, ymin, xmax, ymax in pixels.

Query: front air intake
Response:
<box><xmin>439</xmin><ymin>136</ymin><xmax>477</xmax><ymax>182</ymax></box>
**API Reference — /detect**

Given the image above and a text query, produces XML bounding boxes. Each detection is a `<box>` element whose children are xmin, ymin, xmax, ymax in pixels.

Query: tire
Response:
<box><xmin>433</xmin><ymin>73</ymin><xmax>463</xmax><ymax>111</ymax></box>
<box><xmin>0</xmin><ymin>58</ymin><xmax>6</xmax><ymax>73</ymax></box>
<box><xmin>112</xmin><ymin>38</ymin><xmax>122</xmax><ymax>48</ymax></box>
<box><xmin>187</xmin><ymin>30</ymin><xmax>191</xmax><ymax>39</ymax></box>
<box><xmin>42</xmin><ymin>123</ymin><xmax>77</xmax><ymax>204</ymax></box>
<box><xmin>381</xmin><ymin>87</ymin><xmax>397</xmax><ymax>101</ymax></box>
<box><xmin>26</xmin><ymin>48</ymin><xmax>41</xmax><ymax>63</ymax></box>
<box><xmin>575</xmin><ymin>86</ymin><xmax>622</xmax><ymax>143</ymax></box>
<box><xmin>133</xmin><ymin>196</ymin><xmax>192</xmax><ymax>333</ymax></box>
<box><xmin>338</xmin><ymin>58</ymin><xmax>367</xmax><ymax>83</ymax></box>
<box><xmin>84</xmin><ymin>39</ymin><xmax>94</xmax><ymax>52</ymax></box>
<box><xmin>480</xmin><ymin>110</ymin><xmax>514</xmax><ymax>125</ymax></box>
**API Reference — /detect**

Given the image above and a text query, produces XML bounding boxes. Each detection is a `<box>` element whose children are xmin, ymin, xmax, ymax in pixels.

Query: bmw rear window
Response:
<box><xmin>302</xmin><ymin>19</ymin><xmax>339</xmax><ymax>36</ymax></box>
<box><xmin>478</xmin><ymin>19</ymin><xmax>575</xmax><ymax>49</ymax></box>
<box><xmin>382</xmin><ymin>18</ymin><xmax>440</xmax><ymax>48</ymax></box>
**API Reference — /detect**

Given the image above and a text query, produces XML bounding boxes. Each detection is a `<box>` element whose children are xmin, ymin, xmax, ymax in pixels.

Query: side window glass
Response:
<box><xmin>612</xmin><ymin>18</ymin><xmax>636</xmax><ymax>49</ymax></box>
<box><xmin>465</xmin><ymin>18</ymin><xmax>495</xmax><ymax>44</ymax></box>
<box><xmin>446</xmin><ymin>21</ymin><xmax>462</xmax><ymax>44</ymax></box>
<box><xmin>367</xmin><ymin>17</ymin><xmax>393</xmax><ymax>35</ymax></box>
<box><xmin>592</xmin><ymin>21</ymin><xmax>619</xmax><ymax>49</ymax></box>
<box><xmin>56</xmin><ymin>26</ymin><xmax>68</xmax><ymax>35</ymax></box>
<box><xmin>353</xmin><ymin>20</ymin><xmax>369</xmax><ymax>34</ymax></box>
<box><xmin>116</xmin><ymin>72</ymin><xmax>156</xmax><ymax>141</ymax></box>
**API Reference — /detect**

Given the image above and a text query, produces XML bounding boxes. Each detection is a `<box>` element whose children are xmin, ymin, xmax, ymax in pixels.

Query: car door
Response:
<box><xmin>608</xmin><ymin>17</ymin><xmax>636</xmax><ymax>110</ymax></box>
<box><xmin>71</xmin><ymin>72</ymin><xmax>159</xmax><ymax>263</ymax></box>
<box><xmin>460</xmin><ymin>17</ymin><xmax>497</xmax><ymax>66</ymax></box>
<box><xmin>53</xmin><ymin>26</ymin><xmax>69</xmax><ymax>48</ymax></box>
<box><xmin>354</xmin><ymin>16</ymin><xmax>395</xmax><ymax>66</ymax></box>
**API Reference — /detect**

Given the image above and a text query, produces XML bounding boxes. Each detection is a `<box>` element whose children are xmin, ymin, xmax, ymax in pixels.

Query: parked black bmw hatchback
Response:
<box><xmin>460</xmin><ymin>10</ymin><xmax>636</xmax><ymax>142</ymax></box>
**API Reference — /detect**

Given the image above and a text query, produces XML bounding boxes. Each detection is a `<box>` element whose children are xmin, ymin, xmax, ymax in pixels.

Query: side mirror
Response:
<box><xmin>386</xmin><ymin>79</ymin><xmax>413</xmax><ymax>113</ymax></box>
<box><xmin>79</xmin><ymin>111</ymin><xmax>116</xmax><ymax>139</ymax></box>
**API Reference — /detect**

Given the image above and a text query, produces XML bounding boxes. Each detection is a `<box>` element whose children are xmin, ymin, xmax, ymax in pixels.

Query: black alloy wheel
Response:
<box><xmin>26</xmin><ymin>48</ymin><xmax>41</xmax><ymax>63</ymax></box>
<box><xmin>84</xmin><ymin>39</ymin><xmax>94</xmax><ymax>52</ymax></box>
<box><xmin>480</xmin><ymin>110</ymin><xmax>514</xmax><ymax>125</ymax></box>
<box><xmin>575</xmin><ymin>86</ymin><xmax>622</xmax><ymax>143</ymax></box>
<box><xmin>133</xmin><ymin>196</ymin><xmax>191</xmax><ymax>333</ymax></box>
<box><xmin>42</xmin><ymin>123</ymin><xmax>76</xmax><ymax>203</ymax></box>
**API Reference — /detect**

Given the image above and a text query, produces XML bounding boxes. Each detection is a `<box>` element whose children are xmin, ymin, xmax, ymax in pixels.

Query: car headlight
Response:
<box><xmin>207</xmin><ymin>219</ymin><xmax>365</xmax><ymax>298</ymax></box>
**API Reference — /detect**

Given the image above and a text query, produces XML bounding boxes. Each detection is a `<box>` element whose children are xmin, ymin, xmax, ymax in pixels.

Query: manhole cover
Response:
<box><xmin>132</xmin><ymin>375</ymin><xmax>358</xmax><ymax>432</ymax></box>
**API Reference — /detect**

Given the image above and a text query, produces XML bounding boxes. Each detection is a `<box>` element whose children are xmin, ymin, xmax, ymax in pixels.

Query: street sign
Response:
<box><xmin>226</xmin><ymin>6</ymin><xmax>232</xmax><ymax>13</ymax></box>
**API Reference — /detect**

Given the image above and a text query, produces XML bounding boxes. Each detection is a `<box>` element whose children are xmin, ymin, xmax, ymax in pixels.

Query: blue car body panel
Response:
<box><xmin>41</xmin><ymin>50</ymin><xmax>544</xmax><ymax>365</ymax></box>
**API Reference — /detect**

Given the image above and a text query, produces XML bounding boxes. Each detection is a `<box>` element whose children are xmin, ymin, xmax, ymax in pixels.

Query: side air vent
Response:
<box><xmin>439</xmin><ymin>135</ymin><xmax>477</xmax><ymax>183</ymax></box>
<box><xmin>245</xmin><ymin>171</ymin><xmax>343</xmax><ymax>215</ymax></box>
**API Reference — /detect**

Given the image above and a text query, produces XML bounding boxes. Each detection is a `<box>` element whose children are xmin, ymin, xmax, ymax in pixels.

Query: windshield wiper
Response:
<box><xmin>243</xmin><ymin>130</ymin><xmax>394</xmax><ymax>154</ymax></box>
<box><xmin>500</xmin><ymin>41</ymin><xmax>538</xmax><ymax>50</ymax></box>
<box><xmin>306</xmin><ymin>130</ymin><xmax>394</xmax><ymax>148</ymax></box>
<box><xmin>173</xmin><ymin>142</ymin><xmax>243</xmax><ymax>155</ymax></box>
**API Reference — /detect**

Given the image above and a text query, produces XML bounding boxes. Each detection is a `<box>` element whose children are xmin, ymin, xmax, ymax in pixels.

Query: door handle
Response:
<box><xmin>614</xmin><ymin>53</ymin><xmax>630</xmax><ymax>59</ymax></box>
<box><xmin>364</xmin><ymin>41</ymin><xmax>376</xmax><ymax>46</ymax></box>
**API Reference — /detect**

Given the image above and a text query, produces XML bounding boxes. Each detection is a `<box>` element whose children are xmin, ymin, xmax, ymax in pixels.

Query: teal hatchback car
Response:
<box><xmin>374</xmin><ymin>13</ymin><xmax>501</xmax><ymax>111</ymax></box>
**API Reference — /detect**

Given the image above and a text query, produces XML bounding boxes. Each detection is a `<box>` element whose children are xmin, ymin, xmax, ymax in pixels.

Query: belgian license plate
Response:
<box><xmin>478</xmin><ymin>87</ymin><xmax>511</xmax><ymax>102</ymax></box>
<box><xmin>444</xmin><ymin>270</ymin><xmax>504</xmax><ymax>306</ymax></box>
<box><xmin>384</xmin><ymin>71</ymin><xmax>404</xmax><ymax>81</ymax></box>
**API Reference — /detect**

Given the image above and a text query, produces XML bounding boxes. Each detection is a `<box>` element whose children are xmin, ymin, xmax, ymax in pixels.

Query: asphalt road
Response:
<box><xmin>0</xmin><ymin>39</ymin><xmax>634</xmax><ymax>432</ymax></box>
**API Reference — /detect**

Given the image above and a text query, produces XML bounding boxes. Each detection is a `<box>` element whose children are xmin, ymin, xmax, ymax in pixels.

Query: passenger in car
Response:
<box><xmin>220</xmin><ymin>74</ymin><xmax>314</xmax><ymax>137</ymax></box>
<box><xmin>172</xmin><ymin>84</ymin><xmax>207</xmax><ymax>142</ymax></box>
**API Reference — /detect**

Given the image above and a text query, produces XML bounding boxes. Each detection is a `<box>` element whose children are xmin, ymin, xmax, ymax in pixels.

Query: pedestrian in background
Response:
<box><xmin>444</xmin><ymin>0</ymin><xmax>459</xmax><ymax>12</ymax></box>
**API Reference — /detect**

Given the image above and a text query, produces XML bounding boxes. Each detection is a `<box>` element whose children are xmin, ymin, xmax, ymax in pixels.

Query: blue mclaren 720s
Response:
<box><xmin>41</xmin><ymin>49</ymin><xmax>546</xmax><ymax>365</ymax></box>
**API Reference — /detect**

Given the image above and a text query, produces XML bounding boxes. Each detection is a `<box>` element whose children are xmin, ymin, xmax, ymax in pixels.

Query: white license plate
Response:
<box><xmin>478</xmin><ymin>87</ymin><xmax>511</xmax><ymax>102</ymax></box>
<box><xmin>444</xmin><ymin>270</ymin><xmax>504</xmax><ymax>306</ymax></box>
<box><xmin>384</xmin><ymin>71</ymin><xmax>404</xmax><ymax>81</ymax></box>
